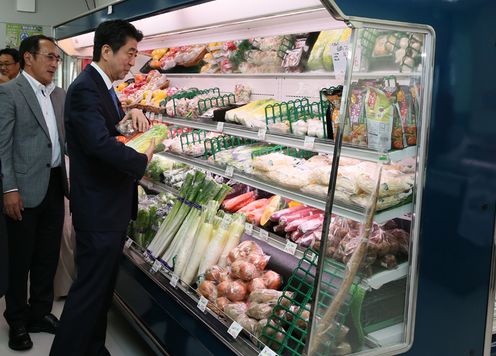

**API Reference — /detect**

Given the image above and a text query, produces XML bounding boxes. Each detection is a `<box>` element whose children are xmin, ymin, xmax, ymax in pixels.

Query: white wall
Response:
<box><xmin>0</xmin><ymin>0</ymin><xmax>87</xmax><ymax>48</ymax></box>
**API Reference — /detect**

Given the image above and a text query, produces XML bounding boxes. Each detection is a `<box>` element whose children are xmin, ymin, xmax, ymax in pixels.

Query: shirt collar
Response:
<box><xmin>22</xmin><ymin>71</ymin><xmax>55</xmax><ymax>96</ymax></box>
<box><xmin>90</xmin><ymin>62</ymin><xmax>113</xmax><ymax>90</ymax></box>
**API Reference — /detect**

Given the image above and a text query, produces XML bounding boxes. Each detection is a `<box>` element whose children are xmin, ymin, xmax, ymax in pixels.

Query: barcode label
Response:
<box><xmin>197</xmin><ymin>296</ymin><xmax>208</xmax><ymax>312</ymax></box>
<box><xmin>259</xmin><ymin>229</ymin><xmax>269</xmax><ymax>241</ymax></box>
<box><xmin>245</xmin><ymin>223</ymin><xmax>253</xmax><ymax>235</ymax></box>
<box><xmin>125</xmin><ymin>238</ymin><xmax>133</xmax><ymax>249</ymax></box>
<box><xmin>225</xmin><ymin>165</ymin><xmax>234</xmax><ymax>177</ymax></box>
<box><xmin>170</xmin><ymin>274</ymin><xmax>179</xmax><ymax>288</ymax></box>
<box><xmin>304</xmin><ymin>136</ymin><xmax>315</xmax><ymax>149</ymax></box>
<box><xmin>151</xmin><ymin>260</ymin><xmax>161</xmax><ymax>273</ymax></box>
<box><xmin>227</xmin><ymin>321</ymin><xmax>243</xmax><ymax>339</ymax></box>
<box><xmin>284</xmin><ymin>241</ymin><xmax>298</xmax><ymax>255</ymax></box>
<box><xmin>217</xmin><ymin>122</ymin><xmax>224</xmax><ymax>132</ymax></box>
<box><xmin>258</xmin><ymin>128</ymin><xmax>267</xmax><ymax>140</ymax></box>
<box><xmin>259</xmin><ymin>346</ymin><xmax>277</xmax><ymax>356</ymax></box>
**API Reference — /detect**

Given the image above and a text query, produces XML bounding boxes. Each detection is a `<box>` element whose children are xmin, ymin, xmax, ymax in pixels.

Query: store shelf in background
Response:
<box><xmin>157</xmin><ymin>151</ymin><xmax>413</xmax><ymax>223</ymax></box>
<box><xmin>164</xmin><ymin>71</ymin><xmax>421</xmax><ymax>80</ymax></box>
<box><xmin>139</xmin><ymin>176</ymin><xmax>180</xmax><ymax>196</ymax></box>
<box><xmin>152</xmin><ymin>116</ymin><xmax>417</xmax><ymax>162</ymax></box>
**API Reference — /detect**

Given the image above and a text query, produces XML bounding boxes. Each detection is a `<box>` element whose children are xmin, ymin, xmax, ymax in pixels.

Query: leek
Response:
<box><xmin>198</xmin><ymin>214</ymin><xmax>232</xmax><ymax>277</ymax></box>
<box><xmin>217</xmin><ymin>213</ymin><xmax>246</xmax><ymax>267</ymax></box>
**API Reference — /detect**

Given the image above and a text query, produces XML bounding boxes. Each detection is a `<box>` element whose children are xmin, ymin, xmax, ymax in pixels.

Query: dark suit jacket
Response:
<box><xmin>65</xmin><ymin>65</ymin><xmax>147</xmax><ymax>231</ymax></box>
<box><xmin>0</xmin><ymin>160</ymin><xmax>7</xmax><ymax>296</ymax></box>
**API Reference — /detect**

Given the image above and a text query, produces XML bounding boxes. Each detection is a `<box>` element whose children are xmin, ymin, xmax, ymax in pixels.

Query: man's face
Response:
<box><xmin>0</xmin><ymin>54</ymin><xmax>20</xmax><ymax>79</ymax></box>
<box><xmin>23</xmin><ymin>39</ymin><xmax>61</xmax><ymax>86</ymax></box>
<box><xmin>106</xmin><ymin>38</ymin><xmax>138</xmax><ymax>81</ymax></box>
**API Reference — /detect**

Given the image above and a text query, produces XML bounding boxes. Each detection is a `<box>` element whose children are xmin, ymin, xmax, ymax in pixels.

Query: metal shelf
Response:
<box><xmin>139</xmin><ymin>176</ymin><xmax>180</xmax><ymax>196</ymax></box>
<box><xmin>154</xmin><ymin>115</ymin><xmax>417</xmax><ymax>162</ymax></box>
<box><xmin>157</xmin><ymin>151</ymin><xmax>412</xmax><ymax>223</ymax></box>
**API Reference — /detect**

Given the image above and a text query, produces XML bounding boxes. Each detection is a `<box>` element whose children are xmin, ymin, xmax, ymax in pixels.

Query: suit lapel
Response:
<box><xmin>16</xmin><ymin>75</ymin><xmax>50</xmax><ymax>140</ymax></box>
<box><xmin>86</xmin><ymin>66</ymin><xmax>122</xmax><ymax>125</ymax></box>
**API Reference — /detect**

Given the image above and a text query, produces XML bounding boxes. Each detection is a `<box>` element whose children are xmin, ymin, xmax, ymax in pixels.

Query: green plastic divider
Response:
<box><xmin>179</xmin><ymin>129</ymin><xmax>207</xmax><ymax>151</ymax></box>
<box><xmin>197</xmin><ymin>93</ymin><xmax>236</xmax><ymax>114</ymax></box>
<box><xmin>203</xmin><ymin>135</ymin><xmax>255</xmax><ymax>160</ymax></box>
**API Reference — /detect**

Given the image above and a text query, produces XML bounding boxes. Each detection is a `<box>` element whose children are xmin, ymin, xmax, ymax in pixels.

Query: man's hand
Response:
<box><xmin>127</xmin><ymin>108</ymin><xmax>150</xmax><ymax>132</ymax></box>
<box><xmin>145</xmin><ymin>138</ymin><xmax>156</xmax><ymax>163</ymax></box>
<box><xmin>4</xmin><ymin>191</ymin><xmax>24</xmax><ymax>221</ymax></box>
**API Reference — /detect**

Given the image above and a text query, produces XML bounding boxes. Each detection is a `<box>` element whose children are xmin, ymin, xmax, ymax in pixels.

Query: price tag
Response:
<box><xmin>170</xmin><ymin>274</ymin><xmax>179</xmax><ymax>288</ymax></box>
<box><xmin>197</xmin><ymin>296</ymin><xmax>208</xmax><ymax>313</ymax></box>
<box><xmin>151</xmin><ymin>260</ymin><xmax>162</xmax><ymax>273</ymax></box>
<box><xmin>227</xmin><ymin>321</ymin><xmax>243</xmax><ymax>339</ymax></box>
<box><xmin>284</xmin><ymin>241</ymin><xmax>298</xmax><ymax>255</ymax></box>
<box><xmin>125</xmin><ymin>238</ymin><xmax>133</xmax><ymax>249</ymax></box>
<box><xmin>259</xmin><ymin>229</ymin><xmax>269</xmax><ymax>241</ymax></box>
<box><xmin>150</xmin><ymin>113</ymin><xmax>156</xmax><ymax>121</ymax></box>
<box><xmin>257</xmin><ymin>128</ymin><xmax>267</xmax><ymax>141</ymax></box>
<box><xmin>143</xmin><ymin>250</ymin><xmax>150</xmax><ymax>262</ymax></box>
<box><xmin>216</xmin><ymin>122</ymin><xmax>224</xmax><ymax>132</ymax></box>
<box><xmin>107</xmin><ymin>5</ymin><xmax>113</xmax><ymax>14</ymax></box>
<box><xmin>259</xmin><ymin>346</ymin><xmax>277</xmax><ymax>356</ymax></box>
<box><xmin>225</xmin><ymin>165</ymin><xmax>234</xmax><ymax>177</ymax></box>
<box><xmin>304</xmin><ymin>136</ymin><xmax>316</xmax><ymax>149</ymax></box>
<box><xmin>329</xmin><ymin>42</ymin><xmax>349</xmax><ymax>79</ymax></box>
<box><xmin>244</xmin><ymin>223</ymin><xmax>253</xmax><ymax>235</ymax></box>
<box><xmin>308</xmin><ymin>251</ymin><xmax>317</xmax><ymax>261</ymax></box>
<box><xmin>158</xmin><ymin>113</ymin><xmax>164</xmax><ymax>122</ymax></box>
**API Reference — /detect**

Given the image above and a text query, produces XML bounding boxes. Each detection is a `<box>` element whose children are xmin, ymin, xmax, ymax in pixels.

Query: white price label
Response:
<box><xmin>143</xmin><ymin>250</ymin><xmax>150</xmax><ymax>261</ymax></box>
<box><xmin>284</xmin><ymin>241</ymin><xmax>298</xmax><ymax>255</ymax></box>
<box><xmin>329</xmin><ymin>42</ymin><xmax>349</xmax><ymax>79</ymax></box>
<box><xmin>158</xmin><ymin>113</ymin><xmax>164</xmax><ymax>122</ymax></box>
<box><xmin>257</xmin><ymin>128</ymin><xmax>267</xmax><ymax>140</ymax></box>
<box><xmin>259</xmin><ymin>346</ymin><xmax>277</xmax><ymax>356</ymax></box>
<box><xmin>150</xmin><ymin>113</ymin><xmax>156</xmax><ymax>121</ymax></box>
<box><xmin>124</xmin><ymin>238</ymin><xmax>133</xmax><ymax>249</ymax></box>
<box><xmin>304</xmin><ymin>136</ymin><xmax>316</xmax><ymax>149</ymax></box>
<box><xmin>216</xmin><ymin>122</ymin><xmax>224</xmax><ymax>132</ymax></box>
<box><xmin>308</xmin><ymin>251</ymin><xmax>317</xmax><ymax>261</ymax></box>
<box><xmin>245</xmin><ymin>223</ymin><xmax>253</xmax><ymax>235</ymax></box>
<box><xmin>227</xmin><ymin>321</ymin><xmax>243</xmax><ymax>339</ymax></box>
<box><xmin>170</xmin><ymin>274</ymin><xmax>179</xmax><ymax>288</ymax></box>
<box><xmin>197</xmin><ymin>296</ymin><xmax>208</xmax><ymax>312</ymax></box>
<box><xmin>259</xmin><ymin>229</ymin><xmax>269</xmax><ymax>241</ymax></box>
<box><xmin>151</xmin><ymin>260</ymin><xmax>161</xmax><ymax>273</ymax></box>
<box><xmin>107</xmin><ymin>5</ymin><xmax>113</xmax><ymax>14</ymax></box>
<box><xmin>225</xmin><ymin>165</ymin><xmax>234</xmax><ymax>177</ymax></box>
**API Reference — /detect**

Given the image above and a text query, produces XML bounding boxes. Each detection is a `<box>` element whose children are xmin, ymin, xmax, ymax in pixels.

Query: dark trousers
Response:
<box><xmin>3</xmin><ymin>168</ymin><xmax>64</xmax><ymax>326</ymax></box>
<box><xmin>50</xmin><ymin>229</ymin><xmax>126</xmax><ymax>356</ymax></box>
<box><xmin>0</xmin><ymin>209</ymin><xmax>7</xmax><ymax>298</ymax></box>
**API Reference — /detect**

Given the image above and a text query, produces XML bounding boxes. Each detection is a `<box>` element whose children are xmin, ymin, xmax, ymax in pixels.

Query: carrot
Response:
<box><xmin>230</xmin><ymin>196</ymin><xmax>256</xmax><ymax>213</ymax></box>
<box><xmin>222</xmin><ymin>191</ymin><xmax>256</xmax><ymax>211</ymax></box>
<box><xmin>237</xmin><ymin>198</ymin><xmax>269</xmax><ymax>214</ymax></box>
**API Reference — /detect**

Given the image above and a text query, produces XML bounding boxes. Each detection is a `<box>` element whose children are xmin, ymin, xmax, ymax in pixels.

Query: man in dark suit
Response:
<box><xmin>0</xmin><ymin>160</ymin><xmax>7</xmax><ymax>298</ymax></box>
<box><xmin>0</xmin><ymin>35</ymin><xmax>67</xmax><ymax>351</ymax></box>
<box><xmin>50</xmin><ymin>20</ymin><xmax>154</xmax><ymax>356</ymax></box>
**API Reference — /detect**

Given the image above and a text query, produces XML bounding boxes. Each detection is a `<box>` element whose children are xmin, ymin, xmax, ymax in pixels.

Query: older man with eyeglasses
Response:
<box><xmin>0</xmin><ymin>35</ymin><xmax>67</xmax><ymax>351</ymax></box>
<box><xmin>0</xmin><ymin>48</ymin><xmax>21</xmax><ymax>82</ymax></box>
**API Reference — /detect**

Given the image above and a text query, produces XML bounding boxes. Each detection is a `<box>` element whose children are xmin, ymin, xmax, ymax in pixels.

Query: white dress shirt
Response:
<box><xmin>22</xmin><ymin>71</ymin><xmax>61</xmax><ymax>168</ymax></box>
<box><xmin>90</xmin><ymin>62</ymin><xmax>113</xmax><ymax>90</ymax></box>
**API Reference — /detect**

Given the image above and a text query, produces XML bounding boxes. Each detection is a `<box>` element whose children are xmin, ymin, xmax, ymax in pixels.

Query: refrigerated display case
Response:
<box><xmin>54</xmin><ymin>0</ymin><xmax>496</xmax><ymax>355</ymax></box>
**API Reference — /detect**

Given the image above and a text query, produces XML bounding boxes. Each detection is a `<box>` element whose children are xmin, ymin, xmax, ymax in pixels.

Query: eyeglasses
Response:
<box><xmin>0</xmin><ymin>62</ymin><xmax>16</xmax><ymax>68</ymax></box>
<box><xmin>34</xmin><ymin>52</ymin><xmax>63</xmax><ymax>64</ymax></box>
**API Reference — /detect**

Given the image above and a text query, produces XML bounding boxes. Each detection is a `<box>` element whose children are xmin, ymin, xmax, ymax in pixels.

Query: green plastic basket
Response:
<box><xmin>198</xmin><ymin>93</ymin><xmax>236</xmax><ymax>114</ymax></box>
<box><xmin>179</xmin><ymin>129</ymin><xmax>207</xmax><ymax>152</ymax></box>
<box><xmin>203</xmin><ymin>135</ymin><xmax>255</xmax><ymax>160</ymax></box>
<box><xmin>260</xmin><ymin>249</ymin><xmax>362</xmax><ymax>356</ymax></box>
<box><xmin>250</xmin><ymin>145</ymin><xmax>316</xmax><ymax>160</ymax></box>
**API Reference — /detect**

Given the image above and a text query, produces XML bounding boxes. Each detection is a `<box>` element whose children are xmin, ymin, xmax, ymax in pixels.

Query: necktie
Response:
<box><xmin>108</xmin><ymin>87</ymin><xmax>120</xmax><ymax>115</ymax></box>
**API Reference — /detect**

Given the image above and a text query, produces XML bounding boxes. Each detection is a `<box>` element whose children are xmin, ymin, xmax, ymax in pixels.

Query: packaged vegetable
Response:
<box><xmin>237</xmin><ymin>315</ymin><xmax>259</xmax><ymax>335</ymax></box>
<box><xmin>248</xmin><ymin>289</ymin><xmax>282</xmax><ymax>304</ymax></box>
<box><xmin>226</xmin><ymin>280</ymin><xmax>248</xmax><ymax>302</ymax></box>
<box><xmin>198</xmin><ymin>280</ymin><xmax>217</xmax><ymax>302</ymax></box>
<box><xmin>247</xmin><ymin>303</ymin><xmax>274</xmax><ymax>320</ymax></box>
<box><xmin>216</xmin><ymin>297</ymin><xmax>230</xmax><ymax>312</ymax></box>
<box><xmin>227</xmin><ymin>241</ymin><xmax>264</xmax><ymax>264</ymax></box>
<box><xmin>248</xmin><ymin>278</ymin><xmax>267</xmax><ymax>293</ymax></box>
<box><xmin>224</xmin><ymin>303</ymin><xmax>248</xmax><ymax>320</ymax></box>
<box><xmin>217</xmin><ymin>280</ymin><xmax>231</xmax><ymax>297</ymax></box>
<box><xmin>248</xmin><ymin>253</ymin><xmax>270</xmax><ymax>270</ymax></box>
<box><xmin>205</xmin><ymin>266</ymin><xmax>228</xmax><ymax>283</ymax></box>
<box><xmin>263</xmin><ymin>270</ymin><xmax>282</xmax><ymax>290</ymax></box>
<box><xmin>364</xmin><ymin>87</ymin><xmax>394</xmax><ymax>151</ymax></box>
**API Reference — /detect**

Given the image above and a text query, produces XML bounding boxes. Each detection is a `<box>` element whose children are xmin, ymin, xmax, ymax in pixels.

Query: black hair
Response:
<box><xmin>18</xmin><ymin>35</ymin><xmax>56</xmax><ymax>69</ymax></box>
<box><xmin>0</xmin><ymin>48</ymin><xmax>20</xmax><ymax>63</ymax></box>
<box><xmin>93</xmin><ymin>20</ymin><xmax>143</xmax><ymax>62</ymax></box>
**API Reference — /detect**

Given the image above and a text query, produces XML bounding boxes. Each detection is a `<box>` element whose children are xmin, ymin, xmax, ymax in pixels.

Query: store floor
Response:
<box><xmin>0</xmin><ymin>297</ymin><xmax>155</xmax><ymax>355</ymax></box>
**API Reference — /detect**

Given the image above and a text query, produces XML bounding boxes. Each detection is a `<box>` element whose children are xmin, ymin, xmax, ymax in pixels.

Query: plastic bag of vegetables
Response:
<box><xmin>126</xmin><ymin>124</ymin><xmax>168</xmax><ymax>153</ymax></box>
